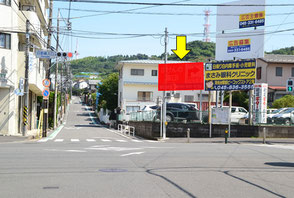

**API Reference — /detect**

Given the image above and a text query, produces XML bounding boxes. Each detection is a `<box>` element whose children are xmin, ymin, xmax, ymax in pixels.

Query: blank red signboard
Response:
<box><xmin>158</xmin><ymin>62</ymin><xmax>204</xmax><ymax>91</ymax></box>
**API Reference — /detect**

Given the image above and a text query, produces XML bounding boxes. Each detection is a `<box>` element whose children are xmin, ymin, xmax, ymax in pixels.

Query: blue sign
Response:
<box><xmin>36</xmin><ymin>50</ymin><xmax>56</xmax><ymax>59</ymax></box>
<box><xmin>227</xmin><ymin>45</ymin><xmax>250</xmax><ymax>53</ymax></box>
<box><xmin>42</xmin><ymin>89</ymin><xmax>50</xmax><ymax>97</ymax></box>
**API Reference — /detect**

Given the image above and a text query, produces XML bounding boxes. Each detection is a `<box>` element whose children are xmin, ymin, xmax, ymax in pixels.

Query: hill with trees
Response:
<box><xmin>70</xmin><ymin>40</ymin><xmax>216</xmax><ymax>77</ymax></box>
<box><xmin>266</xmin><ymin>46</ymin><xmax>294</xmax><ymax>55</ymax></box>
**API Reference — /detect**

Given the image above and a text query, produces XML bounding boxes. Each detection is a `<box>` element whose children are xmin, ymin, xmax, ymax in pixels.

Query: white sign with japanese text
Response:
<box><xmin>253</xmin><ymin>83</ymin><xmax>268</xmax><ymax>124</ymax></box>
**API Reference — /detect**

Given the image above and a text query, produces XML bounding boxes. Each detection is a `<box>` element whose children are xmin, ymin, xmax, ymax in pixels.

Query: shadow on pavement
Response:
<box><xmin>265</xmin><ymin>162</ymin><xmax>294</xmax><ymax>167</ymax></box>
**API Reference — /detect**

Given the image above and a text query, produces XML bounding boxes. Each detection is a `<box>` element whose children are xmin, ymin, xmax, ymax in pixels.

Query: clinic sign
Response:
<box><xmin>239</xmin><ymin>11</ymin><xmax>265</xmax><ymax>29</ymax></box>
<box><xmin>205</xmin><ymin>60</ymin><xmax>256</xmax><ymax>91</ymax></box>
<box><xmin>253</xmin><ymin>83</ymin><xmax>268</xmax><ymax>124</ymax></box>
<box><xmin>228</xmin><ymin>38</ymin><xmax>250</xmax><ymax>53</ymax></box>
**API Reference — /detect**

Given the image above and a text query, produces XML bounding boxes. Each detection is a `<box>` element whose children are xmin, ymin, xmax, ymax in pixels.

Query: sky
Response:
<box><xmin>51</xmin><ymin>0</ymin><xmax>294</xmax><ymax>59</ymax></box>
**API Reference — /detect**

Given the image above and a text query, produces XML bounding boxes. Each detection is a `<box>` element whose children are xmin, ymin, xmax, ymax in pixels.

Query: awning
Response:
<box><xmin>268</xmin><ymin>86</ymin><xmax>286</xmax><ymax>91</ymax></box>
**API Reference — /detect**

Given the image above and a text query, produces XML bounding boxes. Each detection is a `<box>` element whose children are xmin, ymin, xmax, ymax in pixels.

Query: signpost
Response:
<box><xmin>42</xmin><ymin>79</ymin><xmax>51</xmax><ymax>88</ymax></box>
<box><xmin>205</xmin><ymin>60</ymin><xmax>256</xmax><ymax>91</ymax></box>
<box><xmin>36</xmin><ymin>50</ymin><xmax>57</xmax><ymax>59</ymax></box>
<box><xmin>42</xmin><ymin>88</ymin><xmax>50</xmax><ymax>100</ymax></box>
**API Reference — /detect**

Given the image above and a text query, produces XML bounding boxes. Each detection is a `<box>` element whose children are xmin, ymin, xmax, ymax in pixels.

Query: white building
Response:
<box><xmin>117</xmin><ymin>60</ymin><xmax>211</xmax><ymax>120</ymax></box>
<box><xmin>0</xmin><ymin>0</ymin><xmax>49</xmax><ymax>136</ymax></box>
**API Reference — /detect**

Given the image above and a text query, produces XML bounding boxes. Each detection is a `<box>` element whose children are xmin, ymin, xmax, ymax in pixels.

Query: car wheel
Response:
<box><xmin>166</xmin><ymin>114</ymin><xmax>173</xmax><ymax>122</ymax></box>
<box><xmin>285</xmin><ymin>119</ymin><xmax>291</xmax><ymax>126</ymax></box>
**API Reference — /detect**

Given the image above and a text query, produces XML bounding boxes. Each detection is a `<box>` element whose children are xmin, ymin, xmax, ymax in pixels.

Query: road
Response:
<box><xmin>0</xmin><ymin>96</ymin><xmax>293</xmax><ymax>198</ymax></box>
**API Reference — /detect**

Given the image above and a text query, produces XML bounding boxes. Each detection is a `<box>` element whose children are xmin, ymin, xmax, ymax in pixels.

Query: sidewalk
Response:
<box><xmin>0</xmin><ymin>135</ymin><xmax>30</xmax><ymax>143</ymax></box>
<box><xmin>161</xmin><ymin>137</ymin><xmax>294</xmax><ymax>145</ymax></box>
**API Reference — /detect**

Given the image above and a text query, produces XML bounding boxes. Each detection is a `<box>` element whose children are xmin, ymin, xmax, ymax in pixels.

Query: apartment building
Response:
<box><xmin>117</xmin><ymin>60</ymin><xmax>212</xmax><ymax>120</ymax></box>
<box><xmin>0</xmin><ymin>0</ymin><xmax>49</xmax><ymax>135</ymax></box>
<box><xmin>257</xmin><ymin>54</ymin><xmax>294</xmax><ymax>104</ymax></box>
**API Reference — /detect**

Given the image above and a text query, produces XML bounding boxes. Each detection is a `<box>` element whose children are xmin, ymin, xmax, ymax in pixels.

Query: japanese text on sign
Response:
<box><xmin>239</xmin><ymin>11</ymin><xmax>265</xmax><ymax>29</ymax></box>
<box><xmin>205</xmin><ymin>60</ymin><xmax>256</xmax><ymax>91</ymax></box>
<box><xmin>227</xmin><ymin>38</ymin><xmax>251</xmax><ymax>53</ymax></box>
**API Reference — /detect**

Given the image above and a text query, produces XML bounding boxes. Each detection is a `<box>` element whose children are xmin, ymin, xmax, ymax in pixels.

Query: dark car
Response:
<box><xmin>154</xmin><ymin>103</ymin><xmax>200</xmax><ymax>122</ymax></box>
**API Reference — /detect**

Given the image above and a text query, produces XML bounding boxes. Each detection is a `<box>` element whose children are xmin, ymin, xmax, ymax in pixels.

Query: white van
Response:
<box><xmin>230</xmin><ymin>106</ymin><xmax>248</xmax><ymax>123</ymax></box>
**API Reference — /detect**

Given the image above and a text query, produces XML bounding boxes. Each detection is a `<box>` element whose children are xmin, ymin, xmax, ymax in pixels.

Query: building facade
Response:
<box><xmin>117</xmin><ymin>60</ymin><xmax>212</xmax><ymax>120</ymax></box>
<box><xmin>0</xmin><ymin>0</ymin><xmax>49</xmax><ymax>135</ymax></box>
<box><xmin>257</xmin><ymin>54</ymin><xmax>294</xmax><ymax>105</ymax></box>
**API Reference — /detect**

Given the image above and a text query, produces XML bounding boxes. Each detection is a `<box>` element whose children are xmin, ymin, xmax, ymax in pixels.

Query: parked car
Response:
<box><xmin>272</xmin><ymin>108</ymin><xmax>294</xmax><ymax>125</ymax></box>
<box><xmin>267</xmin><ymin>108</ymin><xmax>288</xmax><ymax>124</ymax></box>
<box><xmin>230</xmin><ymin>106</ymin><xmax>248</xmax><ymax>123</ymax></box>
<box><xmin>141</xmin><ymin>105</ymin><xmax>159</xmax><ymax>111</ymax></box>
<box><xmin>154</xmin><ymin>103</ymin><xmax>199</xmax><ymax>122</ymax></box>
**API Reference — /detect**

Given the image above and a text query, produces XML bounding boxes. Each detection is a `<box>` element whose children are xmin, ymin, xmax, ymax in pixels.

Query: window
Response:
<box><xmin>131</xmin><ymin>69</ymin><xmax>144</xmax><ymax>76</ymax></box>
<box><xmin>138</xmin><ymin>91</ymin><xmax>152</xmax><ymax>101</ymax></box>
<box><xmin>231</xmin><ymin>108</ymin><xmax>236</xmax><ymax>113</ymax></box>
<box><xmin>0</xmin><ymin>33</ymin><xmax>11</xmax><ymax>49</ymax></box>
<box><xmin>257</xmin><ymin>67</ymin><xmax>262</xmax><ymax>79</ymax></box>
<box><xmin>0</xmin><ymin>0</ymin><xmax>11</xmax><ymax>6</ymax></box>
<box><xmin>239</xmin><ymin>108</ymin><xmax>247</xmax><ymax>113</ymax></box>
<box><xmin>292</xmin><ymin>67</ymin><xmax>294</xmax><ymax>77</ymax></box>
<box><xmin>276</xmin><ymin>67</ymin><xmax>283</xmax><ymax>77</ymax></box>
<box><xmin>184</xmin><ymin>95</ymin><xmax>194</xmax><ymax>102</ymax></box>
<box><xmin>126</xmin><ymin>106</ymin><xmax>140</xmax><ymax>114</ymax></box>
<box><xmin>151</xmin><ymin>70</ymin><xmax>157</xmax><ymax>76</ymax></box>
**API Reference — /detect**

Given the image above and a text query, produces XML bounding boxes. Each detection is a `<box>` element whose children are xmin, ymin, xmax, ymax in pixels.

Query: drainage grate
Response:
<box><xmin>99</xmin><ymin>168</ymin><xmax>128</xmax><ymax>173</ymax></box>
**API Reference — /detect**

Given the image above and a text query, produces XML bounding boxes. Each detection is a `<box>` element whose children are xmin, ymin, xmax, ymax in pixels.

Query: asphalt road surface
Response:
<box><xmin>0</xmin><ymin>96</ymin><xmax>293</xmax><ymax>198</ymax></box>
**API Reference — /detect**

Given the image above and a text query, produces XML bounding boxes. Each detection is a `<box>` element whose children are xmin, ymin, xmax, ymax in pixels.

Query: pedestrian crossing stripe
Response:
<box><xmin>37</xmin><ymin>139</ymin><xmax>158</xmax><ymax>143</ymax></box>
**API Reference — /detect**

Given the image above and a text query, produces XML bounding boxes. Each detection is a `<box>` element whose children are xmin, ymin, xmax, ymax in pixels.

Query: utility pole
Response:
<box><xmin>53</xmin><ymin>9</ymin><xmax>59</xmax><ymax>129</ymax></box>
<box><xmin>43</xmin><ymin>0</ymin><xmax>53</xmax><ymax>136</ymax></box>
<box><xmin>23</xmin><ymin>20</ymin><xmax>30</xmax><ymax>136</ymax></box>
<box><xmin>162</xmin><ymin>27</ymin><xmax>168</xmax><ymax>139</ymax></box>
<box><xmin>60</xmin><ymin>60</ymin><xmax>63</xmax><ymax>119</ymax></box>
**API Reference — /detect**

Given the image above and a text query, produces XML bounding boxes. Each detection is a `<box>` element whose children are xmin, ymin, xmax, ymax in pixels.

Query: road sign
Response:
<box><xmin>14</xmin><ymin>88</ymin><xmax>24</xmax><ymax>96</ymax></box>
<box><xmin>36</xmin><ymin>50</ymin><xmax>56</xmax><ymax>59</ymax></box>
<box><xmin>42</xmin><ymin>88</ymin><xmax>50</xmax><ymax>99</ymax></box>
<box><xmin>158</xmin><ymin>62</ymin><xmax>204</xmax><ymax>91</ymax></box>
<box><xmin>205</xmin><ymin>60</ymin><xmax>256</xmax><ymax>91</ymax></box>
<box><xmin>239</xmin><ymin>11</ymin><xmax>265</xmax><ymax>29</ymax></box>
<box><xmin>42</xmin><ymin>79</ymin><xmax>51</xmax><ymax>87</ymax></box>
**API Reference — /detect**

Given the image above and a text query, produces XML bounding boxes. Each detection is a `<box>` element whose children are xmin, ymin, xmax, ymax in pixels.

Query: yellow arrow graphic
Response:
<box><xmin>171</xmin><ymin>36</ymin><xmax>190</xmax><ymax>60</ymax></box>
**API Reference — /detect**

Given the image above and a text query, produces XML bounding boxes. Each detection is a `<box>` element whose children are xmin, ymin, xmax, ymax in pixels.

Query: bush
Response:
<box><xmin>272</xmin><ymin>95</ymin><xmax>294</xmax><ymax>108</ymax></box>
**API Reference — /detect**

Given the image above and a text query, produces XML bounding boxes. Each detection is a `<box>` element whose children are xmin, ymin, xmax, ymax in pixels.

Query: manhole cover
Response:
<box><xmin>99</xmin><ymin>168</ymin><xmax>128</xmax><ymax>173</ymax></box>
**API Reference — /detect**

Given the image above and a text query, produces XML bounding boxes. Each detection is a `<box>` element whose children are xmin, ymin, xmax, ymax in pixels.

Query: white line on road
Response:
<box><xmin>120</xmin><ymin>152</ymin><xmax>144</xmax><ymax>157</ymax></box>
<box><xmin>71</xmin><ymin>139</ymin><xmax>80</xmax><ymax>142</ymax></box>
<box><xmin>252</xmin><ymin>144</ymin><xmax>294</xmax><ymax>150</ymax></box>
<box><xmin>65</xmin><ymin>150</ymin><xmax>86</xmax><ymax>153</ymax></box>
<box><xmin>116</xmin><ymin>139</ymin><xmax>127</xmax><ymax>142</ymax></box>
<box><xmin>38</xmin><ymin>139</ymin><xmax>48</xmax><ymax>142</ymax></box>
<box><xmin>54</xmin><ymin>139</ymin><xmax>64</xmax><ymax>142</ymax></box>
<box><xmin>145</xmin><ymin>140</ymin><xmax>158</xmax><ymax>143</ymax></box>
<box><xmin>101</xmin><ymin>139</ymin><xmax>111</xmax><ymax>142</ymax></box>
<box><xmin>86</xmin><ymin>139</ymin><xmax>96</xmax><ymax>142</ymax></box>
<box><xmin>131</xmin><ymin>140</ymin><xmax>143</xmax><ymax>143</ymax></box>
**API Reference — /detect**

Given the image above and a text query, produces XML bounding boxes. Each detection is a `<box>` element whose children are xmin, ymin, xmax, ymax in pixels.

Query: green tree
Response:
<box><xmin>98</xmin><ymin>73</ymin><xmax>119</xmax><ymax>111</ymax></box>
<box><xmin>224</xmin><ymin>91</ymin><xmax>249</xmax><ymax>109</ymax></box>
<box><xmin>272</xmin><ymin>95</ymin><xmax>294</xmax><ymax>108</ymax></box>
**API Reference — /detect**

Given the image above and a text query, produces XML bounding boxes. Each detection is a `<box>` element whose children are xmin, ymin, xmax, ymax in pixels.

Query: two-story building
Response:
<box><xmin>0</xmin><ymin>0</ymin><xmax>49</xmax><ymax>136</ymax></box>
<box><xmin>117</xmin><ymin>60</ymin><xmax>212</xmax><ymax>120</ymax></box>
<box><xmin>257</xmin><ymin>54</ymin><xmax>294</xmax><ymax>105</ymax></box>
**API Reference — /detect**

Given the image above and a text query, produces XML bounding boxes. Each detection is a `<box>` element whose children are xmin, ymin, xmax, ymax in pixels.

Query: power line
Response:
<box><xmin>52</xmin><ymin>0</ymin><xmax>294</xmax><ymax>7</ymax></box>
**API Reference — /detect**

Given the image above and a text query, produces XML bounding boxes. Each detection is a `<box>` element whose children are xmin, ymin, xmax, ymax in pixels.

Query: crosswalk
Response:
<box><xmin>37</xmin><ymin>138</ymin><xmax>158</xmax><ymax>143</ymax></box>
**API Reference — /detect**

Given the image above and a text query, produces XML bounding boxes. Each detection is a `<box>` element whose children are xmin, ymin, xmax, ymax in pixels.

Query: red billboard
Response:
<box><xmin>158</xmin><ymin>62</ymin><xmax>204</xmax><ymax>91</ymax></box>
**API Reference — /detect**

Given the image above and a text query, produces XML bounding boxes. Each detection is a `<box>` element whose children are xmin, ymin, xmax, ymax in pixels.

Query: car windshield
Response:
<box><xmin>281</xmin><ymin>108</ymin><xmax>294</xmax><ymax>114</ymax></box>
<box><xmin>272</xmin><ymin>108</ymin><xmax>285</xmax><ymax>114</ymax></box>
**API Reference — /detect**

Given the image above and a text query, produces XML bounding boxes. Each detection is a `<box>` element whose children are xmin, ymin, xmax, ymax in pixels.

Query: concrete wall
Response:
<box><xmin>129</xmin><ymin>121</ymin><xmax>294</xmax><ymax>139</ymax></box>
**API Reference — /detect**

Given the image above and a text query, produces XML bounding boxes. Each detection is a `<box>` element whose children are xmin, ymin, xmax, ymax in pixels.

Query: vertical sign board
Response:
<box><xmin>158</xmin><ymin>62</ymin><xmax>204</xmax><ymax>91</ymax></box>
<box><xmin>253</xmin><ymin>83</ymin><xmax>268</xmax><ymax>124</ymax></box>
<box><xmin>205</xmin><ymin>60</ymin><xmax>256</xmax><ymax>91</ymax></box>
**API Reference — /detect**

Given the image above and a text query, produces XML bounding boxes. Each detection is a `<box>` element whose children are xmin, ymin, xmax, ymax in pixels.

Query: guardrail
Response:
<box><xmin>118</xmin><ymin>124</ymin><xmax>135</xmax><ymax>136</ymax></box>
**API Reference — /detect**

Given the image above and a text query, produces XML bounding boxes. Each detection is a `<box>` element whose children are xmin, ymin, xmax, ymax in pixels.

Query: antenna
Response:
<box><xmin>203</xmin><ymin>9</ymin><xmax>211</xmax><ymax>42</ymax></box>
<box><xmin>74</xmin><ymin>38</ymin><xmax>79</xmax><ymax>59</ymax></box>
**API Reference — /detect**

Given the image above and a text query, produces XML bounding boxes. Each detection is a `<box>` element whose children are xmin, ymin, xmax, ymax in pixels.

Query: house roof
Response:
<box><xmin>268</xmin><ymin>86</ymin><xmax>286</xmax><ymax>91</ymax></box>
<box><xmin>260</xmin><ymin>54</ymin><xmax>294</xmax><ymax>63</ymax></box>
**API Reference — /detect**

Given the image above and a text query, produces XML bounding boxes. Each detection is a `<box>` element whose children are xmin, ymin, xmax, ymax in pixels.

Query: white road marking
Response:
<box><xmin>86</xmin><ymin>139</ymin><xmax>96</xmax><ymax>142</ymax></box>
<box><xmin>121</xmin><ymin>152</ymin><xmax>144</xmax><ymax>157</ymax></box>
<box><xmin>85</xmin><ymin>147</ymin><xmax>143</xmax><ymax>152</ymax></box>
<box><xmin>253</xmin><ymin>144</ymin><xmax>294</xmax><ymax>150</ymax></box>
<box><xmin>54</xmin><ymin>139</ymin><xmax>64</xmax><ymax>142</ymax></box>
<box><xmin>65</xmin><ymin>150</ymin><xmax>86</xmax><ymax>153</ymax></box>
<box><xmin>38</xmin><ymin>139</ymin><xmax>48</xmax><ymax>142</ymax></box>
<box><xmin>131</xmin><ymin>139</ymin><xmax>143</xmax><ymax>143</ymax></box>
<box><xmin>116</xmin><ymin>139</ymin><xmax>127</xmax><ymax>142</ymax></box>
<box><xmin>71</xmin><ymin>139</ymin><xmax>80</xmax><ymax>142</ymax></box>
<box><xmin>101</xmin><ymin>139</ymin><xmax>111</xmax><ymax>142</ymax></box>
<box><xmin>145</xmin><ymin>140</ymin><xmax>158</xmax><ymax>143</ymax></box>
